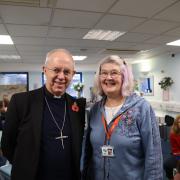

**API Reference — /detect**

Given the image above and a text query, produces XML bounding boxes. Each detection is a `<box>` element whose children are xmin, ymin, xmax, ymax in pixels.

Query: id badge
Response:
<box><xmin>101</xmin><ymin>145</ymin><xmax>114</xmax><ymax>157</ymax></box>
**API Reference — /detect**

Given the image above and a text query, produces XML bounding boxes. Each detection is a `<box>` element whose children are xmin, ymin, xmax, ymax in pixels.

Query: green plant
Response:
<box><xmin>73</xmin><ymin>82</ymin><xmax>84</xmax><ymax>92</ymax></box>
<box><xmin>158</xmin><ymin>77</ymin><xmax>174</xmax><ymax>90</ymax></box>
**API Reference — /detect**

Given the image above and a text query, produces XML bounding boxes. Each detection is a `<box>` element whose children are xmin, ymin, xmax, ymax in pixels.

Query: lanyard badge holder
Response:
<box><xmin>101</xmin><ymin>145</ymin><xmax>114</xmax><ymax>157</ymax></box>
<box><xmin>101</xmin><ymin>114</ymin><xmax>121</xmax><ymax>157</ymax></box>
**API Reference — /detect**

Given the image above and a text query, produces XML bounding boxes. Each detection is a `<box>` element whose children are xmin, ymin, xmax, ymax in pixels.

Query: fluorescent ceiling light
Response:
<box><xmin>73</xmin><ymin>56</ymin><xmax>87</xmax><ymax>61</ymax></box>
<box><xmin>83</xmin><ymin>29</ymin><xmax>125</xmax><ymax>41</ymax></box>
<box><xmin>0</xmin><ymin>55</ymin><xmax>21</xmax><ymax>59</ymax></box>
<box><xmin>0</xmin><ymin>35</ymin><xmax>14</xmax><ymax>45</ymax></box>
<box><xmin>167</xmin><ymin>39</ymin><xmax>180</xmax><ymax>46</ymax></box>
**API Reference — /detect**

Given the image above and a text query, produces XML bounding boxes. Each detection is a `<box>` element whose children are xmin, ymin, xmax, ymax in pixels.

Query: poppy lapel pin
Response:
<box><xmin>71</xmin><ymin>102</ymin><xmax>79</xmax><ymax>112</ymax></box>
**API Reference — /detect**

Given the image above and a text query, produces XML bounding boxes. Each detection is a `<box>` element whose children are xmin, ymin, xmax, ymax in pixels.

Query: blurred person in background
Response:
<box><xmin>164</xmin><ymin>115</ymin><xmax>180</xmax><ymax>180</ymax></box>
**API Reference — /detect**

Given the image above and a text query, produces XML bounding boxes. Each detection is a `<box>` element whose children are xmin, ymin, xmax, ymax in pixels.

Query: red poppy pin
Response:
<box><xmin>71</xmin><ymin>102</ymin><xmax>79</xmax><ymax>112</ymax></box>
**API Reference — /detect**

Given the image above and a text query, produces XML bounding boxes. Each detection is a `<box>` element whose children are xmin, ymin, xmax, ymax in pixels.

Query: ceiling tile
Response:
<box><xmin>0</xmin><ymin>59</ymin><xmax>22</xmax><ymax>63</ymax></box>
<box><xmin>16</xmin><ymin>45</ymin><xmax>44</xmax><ymax>53</ymax></box>
<box><xmin>12</xmin><ymin>37</ymin><xmax>45</xmax><ymax>45</ymax></box>
<box><xmin>146</xmin><ymin>35</ymin><xmax>178</xmax><ymax>44</ymax></box>
<box><xmin>69</xmin><ymin>47</ymin><xmax>102</xmax><ymax>54</ymax></box>
<box><xmin>0</xmin><ymin>45</ymin><xmax>16</xmax><ymax>51</ymax></box>
<box><xmin>21</xmin><ymin>55</ymin><xmax>44</xmax><ymax>63</ymax></box>
<box><xmin>45</xmin><ymin>38</ymin><xmax>109</xmax><ymax>48</ymax></box>
<box><xmin>106</xmin><ymin>41</ymin><xmax>136</xmax><ymax>49</ymax></box>
<box><xmin>51</xmin><ymin>9</ymin><xmax>102</xmax><ymax>28</ymax></box>
<box><xmin>154</xmin><ymin>1</ymin><xmax>180</xmax><ymax>22</ymax></box>
<box><xmin>117</xmin><ymin>32</ymin><xmax>154</xmax><ymax>43</ymax></box>
<box><xmin>56</xmin><ymin>0</ymin><xmax>116</xmax><ymax>12</ymax></box>
<box><xmin>164</xmin><ymin>26</ymin><xmax>180</xmax><ymax>36</ymax></box>
<box><xmin>95</xmin><ymin>15</ymin><xmax>145</xmax><ymax>31</ymax></box>
<box><xmin>110</xmin><ymin>0</ymin><xmax>176</xmax><ymax>18</ymax></box>
<box><xmin>132</xmin><ymin>19</ymin><xmax>178</xmax><ymax>34</ymax></box>
<box><xmin>48</xmin><ymin>27</ymin><xmax>88</xmax><ymax>38</ymax></box>
<box><xmin>0</xmin><ymin>5</ymin><xmax>51</xmax><ymax>25</ymax></box>
<box><xmin>6</xmin><ymin>25</ymin><xmax>48</xmax><ymax>37</ymax></box>
<box><xmin>0</xmin><ymin>24</ymin><xmax>8</xmax><ymax>34</ymax></box>
<box><xmin>18</xmin><ymin>51</ymin><xmax>44</xmax><ymax>56</ymax></box>
<box><xmin>133</xmin><ymin>43</ymin><xmax>160</xmax><ymax>50</ymax></box>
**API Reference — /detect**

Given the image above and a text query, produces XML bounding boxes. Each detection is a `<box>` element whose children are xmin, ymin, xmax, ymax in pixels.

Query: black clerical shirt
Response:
<box><xmin>37</xmin><ymin>89</ymin><xmax>73</xmax><ymax>180</ymax></box>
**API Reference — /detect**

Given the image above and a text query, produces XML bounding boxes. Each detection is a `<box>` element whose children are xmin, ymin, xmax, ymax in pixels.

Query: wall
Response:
<box><xmin>82</xmin><ymin>71</ymin><xmax>95</xmax><ymax>101</ymax></box>
<box><xmin>132</xmin><ymin>53</ymin><xmax>180</xmax><ymax>117</ymax></box>
<box><xmin>29</xmin><ymin>72</ymin><xmax>42</xmax><ymax>90</ymax></box>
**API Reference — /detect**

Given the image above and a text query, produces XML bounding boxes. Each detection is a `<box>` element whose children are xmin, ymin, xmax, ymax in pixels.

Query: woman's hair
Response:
<box><xmin>171</xmin><ymin>115</ymin><xmax>180</xmax><ymax>135</ymax></box>
<box><xmin>94</xmin><ymin>55</ymin><xmax>134</xmax><ymax>97</ymax></box>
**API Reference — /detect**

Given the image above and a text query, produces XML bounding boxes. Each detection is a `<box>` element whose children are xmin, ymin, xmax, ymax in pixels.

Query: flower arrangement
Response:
<box><xmin>73</xmin><ymin>82</ymin><xmax>84</xmax><ymax>92</ymax></box>
<box><xmin>158</xmin><ymin>77</ymin><xmax>174</xmax><ymax>90</ymax></box>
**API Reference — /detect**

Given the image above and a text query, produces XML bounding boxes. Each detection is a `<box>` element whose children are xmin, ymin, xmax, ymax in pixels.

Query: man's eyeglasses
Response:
<box><xmin>99</xmin><ymin>70</ymin><xmax>121</xmax><ymax>78</ymax></box>
<box><xmin>45</xmin><ymin>67</ymin><xmax>74</xmax><ymax>76</ymax></box>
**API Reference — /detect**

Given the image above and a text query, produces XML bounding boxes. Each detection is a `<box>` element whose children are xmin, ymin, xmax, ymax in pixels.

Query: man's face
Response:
<box><xmin>43</xmin><ymin>51</ymin><xmax>75</xmax><ymax>96</ymax></box>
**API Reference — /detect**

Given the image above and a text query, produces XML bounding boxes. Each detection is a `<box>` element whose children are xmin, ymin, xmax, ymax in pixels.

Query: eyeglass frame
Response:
<box><xmin>45</xmin><ymin>66</ymin><xmax>75</xmax><ymax>76</ymax></box>
<box><xmin>99</xmin><ymin>70</ymin><xmax>122</xmax><ymax>78</ymax></box>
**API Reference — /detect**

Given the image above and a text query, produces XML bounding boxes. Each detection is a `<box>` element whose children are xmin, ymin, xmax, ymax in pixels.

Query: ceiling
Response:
<box><xmin>0</xmin><ymin>0</ymin><xmax>180</xmax><ymax>65</ymax></box>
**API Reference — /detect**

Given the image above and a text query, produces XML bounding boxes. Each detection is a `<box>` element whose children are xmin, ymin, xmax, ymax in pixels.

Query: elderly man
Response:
<box><xmin>1</xmin><ymin>49</ymin><xmax>86</xmax><ymax>180</ymax></box>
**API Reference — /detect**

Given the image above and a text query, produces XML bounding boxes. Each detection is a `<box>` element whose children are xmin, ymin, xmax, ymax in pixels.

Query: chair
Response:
<box><xmin>164</xmin><ymin>115</ymin><xmax>174</xmax><ymax>141</ymax></box>
<box><xmin>165</xmin><ymin>115</ymin><xmax>174</xmax><ymax>126</ymax></box>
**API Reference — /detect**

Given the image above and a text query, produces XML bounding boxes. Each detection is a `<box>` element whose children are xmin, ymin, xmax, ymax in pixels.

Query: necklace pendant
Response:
<box><xmin>55</xmin><ymin>131</ymin><xmax>68</xmax><ymax>149</ymax></box>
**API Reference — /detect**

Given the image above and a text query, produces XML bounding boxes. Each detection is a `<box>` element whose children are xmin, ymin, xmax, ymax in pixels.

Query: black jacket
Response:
<box><xmin>1</xmin><ymin>87</ymin><xmax>86</xmax><ymax>180</ymax></box>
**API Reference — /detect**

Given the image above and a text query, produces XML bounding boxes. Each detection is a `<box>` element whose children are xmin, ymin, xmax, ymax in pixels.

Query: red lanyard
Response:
<box><xmin>101</xmin><ymin>114</ymin><xmax>121</xmax><ymax>140</ymax></box>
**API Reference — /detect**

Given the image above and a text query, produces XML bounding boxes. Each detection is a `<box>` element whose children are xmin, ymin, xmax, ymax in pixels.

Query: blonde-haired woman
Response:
<box><xmin>82</xmin><ymin>55</ymin><xmax>163</xmax><ymax>180</ymax></box>
<box><xmin>164</xmin><ymin>115</ymin><xmax>180</xmax><ymax>180</ymax></box>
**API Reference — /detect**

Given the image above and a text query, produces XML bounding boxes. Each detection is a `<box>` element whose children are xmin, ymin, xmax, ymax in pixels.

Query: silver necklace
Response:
<box><xmin>45</xmin><ymin>97</ymin><xmax>68</xmax><ymax>149</ymax></box>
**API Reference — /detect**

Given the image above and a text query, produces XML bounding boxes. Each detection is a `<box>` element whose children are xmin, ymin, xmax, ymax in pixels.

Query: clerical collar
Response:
<box><xmin>43</xmin><ymin>86</ymin><xmax>65</xmax><ymax>99</ymax></box>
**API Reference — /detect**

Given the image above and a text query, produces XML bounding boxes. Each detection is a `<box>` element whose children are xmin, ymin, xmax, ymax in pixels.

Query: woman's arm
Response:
<box><xmin>140</xmin><ymin>102</ymin><xmax>163</xmax><ymax>180</ymax></box>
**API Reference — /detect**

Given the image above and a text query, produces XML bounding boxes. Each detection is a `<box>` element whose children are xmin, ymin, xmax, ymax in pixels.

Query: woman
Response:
<box><xmin>164</xmin><ymin>115</ymin><xmax>180</xmax><ymax>180</ymax></box>
<box><xmin>82</xmin><ymin>55</ymin><xmax>163</xmax><ymax>180</ymax></box>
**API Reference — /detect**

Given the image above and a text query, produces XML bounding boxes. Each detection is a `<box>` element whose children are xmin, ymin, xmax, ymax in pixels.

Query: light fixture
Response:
<box><xmin>73</xmin><ymin>56</ymin><xmax>87</xmax><ymax>61</ymax></box>
<box><xmin>166</xmin><ymin>39</ymin><xmax>180</xmax><ymax>46</ymax></box>
<box><xmin>0</xmin><ymin>55</ymin><xmax>21</xmax><ymax>59</ymax></box>
<box><xmin>83</xmin><ymin>29</ymin><xmax>125</xmax><ymax>41</ymax></box>
<box><xmin>0</xmin><ymin>35</ymin><xmax>14</xmax><ymax>45</ymax></box>
<box><xmin>140</xmin><ymin>61</ymin><xmax>151</xmax><ymax>75</ymax></box>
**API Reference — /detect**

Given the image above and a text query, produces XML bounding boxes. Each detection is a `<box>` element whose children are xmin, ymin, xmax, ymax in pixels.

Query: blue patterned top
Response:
<box><xmin>83</xmin><ymin>93</ymin><xmax>163</xmax><ymax>180</ymax></box>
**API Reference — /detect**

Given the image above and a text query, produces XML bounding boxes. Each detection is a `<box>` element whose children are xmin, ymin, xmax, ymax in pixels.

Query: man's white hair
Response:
<box><xmin>44</xmin><ymin>49</ymin><xmax>74</xmax><ymax>66</ymax></box>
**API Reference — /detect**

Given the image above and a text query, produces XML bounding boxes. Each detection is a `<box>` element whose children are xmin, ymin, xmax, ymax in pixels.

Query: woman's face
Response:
<box><xmin>99</xmin><ymin>63</ymin><xmax>123</xmax><ymax>98</ymax></box>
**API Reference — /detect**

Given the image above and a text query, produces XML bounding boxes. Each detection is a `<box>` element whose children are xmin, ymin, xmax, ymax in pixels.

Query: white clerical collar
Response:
<box><xmin>53</xmin><ymin>95</ymin><xmax>62</xmax><ymax>99</ymax></box>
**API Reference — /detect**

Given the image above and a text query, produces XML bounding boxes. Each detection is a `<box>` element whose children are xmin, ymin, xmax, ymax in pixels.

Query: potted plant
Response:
<box><xmin>73</xmin><ymin>82</ymin><xmax>84</xmax><ymax>97</ymax></box>
<box><xmin>158</xmin><ymin>77</ymin><xmax>174</xmax><ymax>90</ymax></box>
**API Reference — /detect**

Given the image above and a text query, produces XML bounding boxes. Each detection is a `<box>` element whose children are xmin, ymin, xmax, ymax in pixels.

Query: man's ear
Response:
<box><xmin>73</xmin><ymin>70</ymin><xmax>76</xmax><ymax>76</ymax></box>
<box><xmin>42</xmin><ymin>66</ymin><xmax>46</xmax><ymax>73</ymax></box>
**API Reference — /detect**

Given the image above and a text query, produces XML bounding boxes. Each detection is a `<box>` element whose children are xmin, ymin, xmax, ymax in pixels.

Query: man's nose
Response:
<box><xmin>57</xmin><ymin>71</ymin><xmax>65</xmax><ymax>78</ymax></box>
